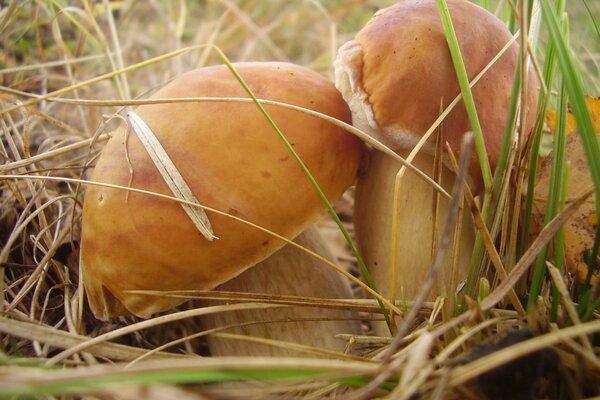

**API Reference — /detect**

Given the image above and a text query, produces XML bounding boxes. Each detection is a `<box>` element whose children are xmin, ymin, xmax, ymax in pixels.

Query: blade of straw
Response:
<box><xmin>127</xmin><ymin>111</ymin><xmax>216</xmax><ymax>241</ymax></box>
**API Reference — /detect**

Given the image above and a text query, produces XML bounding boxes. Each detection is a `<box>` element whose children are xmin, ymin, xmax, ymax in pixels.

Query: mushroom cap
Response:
<box><xmin>334</xmin><ymin>0</ymin><xmax>538</xmax><ymax>191</ymax></box>
<box><xmin>80</xmin><ymin>62</ymin><xmax>362</xmax><ymax>320</ymax></box>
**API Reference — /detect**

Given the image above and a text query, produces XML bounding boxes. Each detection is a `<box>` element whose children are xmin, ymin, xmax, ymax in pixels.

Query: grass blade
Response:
<box><xmin>213</xmin><ymin>49</ymin><xmax>394</xmax><ymax>332</ymax></box>
<box><xmin>435</xmin><ymin>0</ymin><xmax>492</xmax><ymax>191</ymax></box>
<box><xmin>463</xmin><ymin>58</ymin><xmax>524</xmax><ymax>300</ymax></box>
<box><xmin>539</xmin><ymin>0</ymin><xmax>600</xmax><ymax>271</ymax></box>
<box><xmin>550</xmin><ymin>162</ymin><xmax>569</xmax><ymax>322</ymax></box>
<box><xmin>521</xmin><ymin>39</ymin><xmax>558</xmax><ymax>257</ymax></box>
<box><xmin>528</xmin><ymin>79</ymin><xmax>569</xmax><ymax>310</ymax></box>
<box><xmin>580</xmin><ymin>0</ymin><xmax>600</xmax><ymax>40</ymax></box>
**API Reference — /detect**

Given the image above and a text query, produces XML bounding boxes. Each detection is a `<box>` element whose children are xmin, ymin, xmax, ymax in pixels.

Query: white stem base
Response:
<box><xmin>355</xmin><ymin>150</ymin><xmax>475</xmax><ymax>336</ymax></box>
<box><xmin>200</xmin><ymin>225</ymin><xmax>363</xmax><ymax>357</ymax></box>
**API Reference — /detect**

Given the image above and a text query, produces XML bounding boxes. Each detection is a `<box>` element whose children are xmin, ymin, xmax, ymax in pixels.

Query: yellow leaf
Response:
<box><xmin>546</xmin><ymin>96</ymin><xmax>600</xmax><ymax>135</ymax></box>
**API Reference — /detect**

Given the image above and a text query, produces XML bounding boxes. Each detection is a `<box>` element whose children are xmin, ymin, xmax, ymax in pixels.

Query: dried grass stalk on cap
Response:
<box><xmin>334</xmin><ymin>0</ymin><xmax>538</xmax><ymax>334</ymax></box>
<box><xmin>80</xmin><ymin>62</ymin><xmax>365</xmax><ymax>354</ymax></box>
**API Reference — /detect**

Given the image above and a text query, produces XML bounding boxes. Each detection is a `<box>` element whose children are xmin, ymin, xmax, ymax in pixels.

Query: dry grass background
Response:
<box><xmin>0</xmin><ymin>0</ymin><xmax>599</xmax><ymax>399</ymax></box>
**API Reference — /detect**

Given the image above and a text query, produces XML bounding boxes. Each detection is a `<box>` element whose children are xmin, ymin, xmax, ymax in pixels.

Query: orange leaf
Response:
<box><xmin>546</xmin><ymin>96</ymin><xmax>600</xmax><ymax>135</ymax></box>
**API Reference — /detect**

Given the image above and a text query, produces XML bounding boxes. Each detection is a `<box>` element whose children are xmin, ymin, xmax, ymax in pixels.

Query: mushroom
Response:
<box><xmin>334</xmin><ymin>0</ymin><xmax>538</xmax><ymax>334</ymax></box>
<box><xmin>80</xmin><ymin>62</ymin><xmax>364</xmax><ymax>355</ymax></box>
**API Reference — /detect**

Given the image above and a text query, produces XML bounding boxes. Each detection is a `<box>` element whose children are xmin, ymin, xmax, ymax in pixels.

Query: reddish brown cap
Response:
<box><xmin>80</xmin><ymin>62</ymin><xmax>362</xmax><ymax>319</ymax></box>
<box><xmin>335</xmin><ymin>0</ymin><xmax>538</xmax><ymax>191</ymax></box>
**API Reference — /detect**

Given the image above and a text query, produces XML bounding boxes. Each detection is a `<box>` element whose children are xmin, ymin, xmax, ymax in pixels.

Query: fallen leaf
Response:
<box><xmin>533</xmin><ymin>126</ymin><xmax>599</xmax><ymax>282</ymax></box>
<box><xmin>545</xmin><ymin>96</ymin><xmax>600</xmax><ymax>135</ymax></box>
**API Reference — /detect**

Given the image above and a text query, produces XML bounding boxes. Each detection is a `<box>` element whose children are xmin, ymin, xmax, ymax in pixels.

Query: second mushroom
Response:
<box><xmin>334</xmin><ymin>0</ymin><xmax>538</xmax><ymax>334</ymax></box>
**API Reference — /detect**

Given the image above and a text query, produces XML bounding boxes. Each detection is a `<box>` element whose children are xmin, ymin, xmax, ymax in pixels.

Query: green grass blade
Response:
<box><xmin>214</xmin><ymin>51</ymin><xmax>393</xmax><ymax>331</ymax></box>
<box><xmin>436</xmin><ymin>0</ymin><xmax>512</xmax><ymax>303</ymax></box>
<box><xmin>582</xmin><ymin>292</ymin><xmax>600</xmax><ymax>321</ymax></box>
<box><xmin>491</xmin><ymin>62</ymin><xmax>522</xmax><ymax>222</ymax></box>
<box><xmin>463</xmin><ymin>60</ymin><xmax>522</xmax><ymax>300</ymax></box>
<box><xmin>521</xmin><ymin>0</ymin><xmax>567</xmax><ymax>259</ymax></box>
<box><xmin>507</xmin><ymin>2</ymin><xmax>517</xmax><ymax>33</ymax></box>
<box><xmin>551</xmin><ymin>161</ymin><xmax>569</xmax><ymax>322</ymax></box>
<box><xmin>0</xmin><ymin>367</ymin><xmax>339</xmax><ymax>397</ymax></box>
<box><xmin>521</xmin><ymin>42</ymin><xmax>558</xmax><ymax>257</ymax></box>
<box><xmin>539</xmin><ymin>0</ymin><xmax>600</xmax><ymax>285</ymax></box>
<box><xmin>48</xmin><ymin>0</ymin><xmax>103</xmax><ymax>51</ymax></box>
<box><xmin>528</xmin><ymin>80</ymin><xmax>568</xmax><ymax>311</ymax></box>
<box><xmin>435</xmin><ymin>0</ymin><xmax>492</xmax><ymax>192</ymax></box>
<box><xmin>580</xmin><ymin>0</ymin><xmax>600</xmax><ymax>40</ymax></box>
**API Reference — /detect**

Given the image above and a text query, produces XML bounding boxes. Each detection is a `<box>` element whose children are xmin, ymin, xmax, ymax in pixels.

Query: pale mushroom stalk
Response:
<box><xmin>334</xmin><ymin>0</ymin><xmax>538</xmax><ymax>335</ymax></box>
<box><xmin>80</xmin><ymin>62</ymin><xmax>365</xmax><ymax>354</ymax></box>
<box><xmin>353</xmin><ymin>150</ymin><xmax>474</xmax><ymax>334</ymax></box>
<box><xmin>201</xmin><ymin>225</ymin><xmax>362</xmax><ymax>357</ymax></box>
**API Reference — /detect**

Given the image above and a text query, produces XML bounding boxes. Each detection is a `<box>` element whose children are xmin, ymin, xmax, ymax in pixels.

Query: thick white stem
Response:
<box><xmin>354</xmin><ymin>149</ymin><xmax>475</xmax><ymax>335</ymax></box>
<box><xmin>200</xmin><ymin>225</ymin><xmax>363</xmax><ymax>357</ymax></box>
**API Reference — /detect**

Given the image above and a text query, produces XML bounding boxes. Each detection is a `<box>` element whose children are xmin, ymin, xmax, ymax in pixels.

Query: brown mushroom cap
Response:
<box><xmin>334</xmin><ymin>0</ymin><xmax>538</xmax><ymax>191</ymax></box>
<box><xmin>80</xmin><ymin>62</ymin><xmax>362</xmax><ymax>320</ymax></box>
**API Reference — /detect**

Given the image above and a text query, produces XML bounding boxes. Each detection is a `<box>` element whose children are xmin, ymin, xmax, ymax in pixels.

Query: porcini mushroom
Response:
<box><xmin>334</xmin><ymin>0</ymin><xmax>538</xmax><ymax>334</ymax></box>
<box><xmin>80</xmin><ymin>62</ymin><xmax>364</xmax><ymax>354</ymax></box>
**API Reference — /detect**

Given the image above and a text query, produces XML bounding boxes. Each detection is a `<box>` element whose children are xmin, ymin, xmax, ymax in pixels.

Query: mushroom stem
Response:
<box><xmin>200</xmin><ymin>225</ymin><xmax>364</xmax><ymax>357</ymax></box>
<box><xmin>354</xmin><ymin>149</ymin><xmax>475</xmax><ymax>335</ymax></box>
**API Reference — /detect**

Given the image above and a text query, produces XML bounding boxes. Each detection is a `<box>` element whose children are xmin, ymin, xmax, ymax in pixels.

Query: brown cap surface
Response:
<box><xmin>80</xmin><ymin>62</ymin><xmax>362</xmax><ymax>319</ymax></box>
<box><xmin>335</xmin><ymin>0</ymin><xmax>538</xmax><ymax>191</ymax></box>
